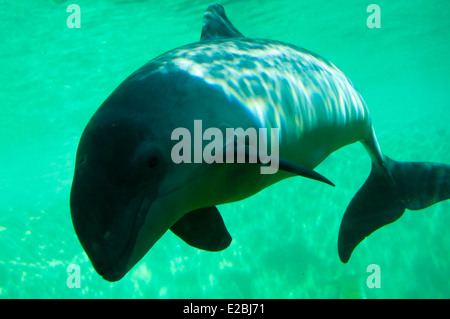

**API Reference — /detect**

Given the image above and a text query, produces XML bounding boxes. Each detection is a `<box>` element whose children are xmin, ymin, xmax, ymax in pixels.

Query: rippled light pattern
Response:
<box><xmin>132</xmin><ymin>38</ymin><xmax>369</xmax><ymax>145</ymax></box>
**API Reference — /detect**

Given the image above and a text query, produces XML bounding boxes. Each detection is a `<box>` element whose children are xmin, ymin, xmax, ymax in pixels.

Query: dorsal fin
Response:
<box><xmin>200</xmin><ymin>3</ymin><xmax>245</xmax><ymax>40</ymax></box>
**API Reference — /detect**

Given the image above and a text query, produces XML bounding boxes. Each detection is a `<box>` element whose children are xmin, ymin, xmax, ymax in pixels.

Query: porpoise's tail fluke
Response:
<box><xmin>338</xmin><ymin>155</ymin><xmax>450</xmax><ymax>263</ymax></box>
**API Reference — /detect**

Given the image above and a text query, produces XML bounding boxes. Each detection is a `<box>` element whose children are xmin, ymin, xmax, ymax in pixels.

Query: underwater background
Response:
<box><xmin>1</xmin><ymin>0</ymin><xmax>449</xmax><ymax>298</ymax></box>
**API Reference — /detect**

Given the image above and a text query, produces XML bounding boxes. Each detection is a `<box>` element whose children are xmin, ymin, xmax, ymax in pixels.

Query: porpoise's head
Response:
<box><xmin>69</xmin><ymin>74</ymin><xmax>205</xmax><ymax>281</ymax></box>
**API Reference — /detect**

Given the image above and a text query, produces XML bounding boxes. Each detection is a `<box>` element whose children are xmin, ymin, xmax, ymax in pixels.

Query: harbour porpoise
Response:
<box><xmin>70</xmin><ymin>3</ymin><xmax>450</xmax><ymax>281</ymax></box>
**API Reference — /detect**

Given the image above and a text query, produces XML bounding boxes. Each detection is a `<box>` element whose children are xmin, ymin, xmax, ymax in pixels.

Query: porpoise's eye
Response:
<box><xmin>147</xmin><ymin>156</ymin><xmax>159</xmax><ymax>168</ymax></box>
<box><xmin>77</xmin><ymin>156</ymin><xmax>86</xmax><ymax>166</ymax></box>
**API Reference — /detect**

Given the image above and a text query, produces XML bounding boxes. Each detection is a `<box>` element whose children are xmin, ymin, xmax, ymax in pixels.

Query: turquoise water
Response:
<box><xmin>1</xmin><ymin>0</ymin><xmax>449</xmax><ymax>298</ymax></box>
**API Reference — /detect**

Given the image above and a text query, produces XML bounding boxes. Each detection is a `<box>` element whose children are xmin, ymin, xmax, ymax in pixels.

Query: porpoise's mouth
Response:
<box><xmin>89</xmin><ymin>195</ymin><xmax>155</xmax><ymax>282</ymax></box>
<box><xmin>98</xmin><ymin>183</ymin><xmax>192</xmax><ymax>281</ymax></box>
